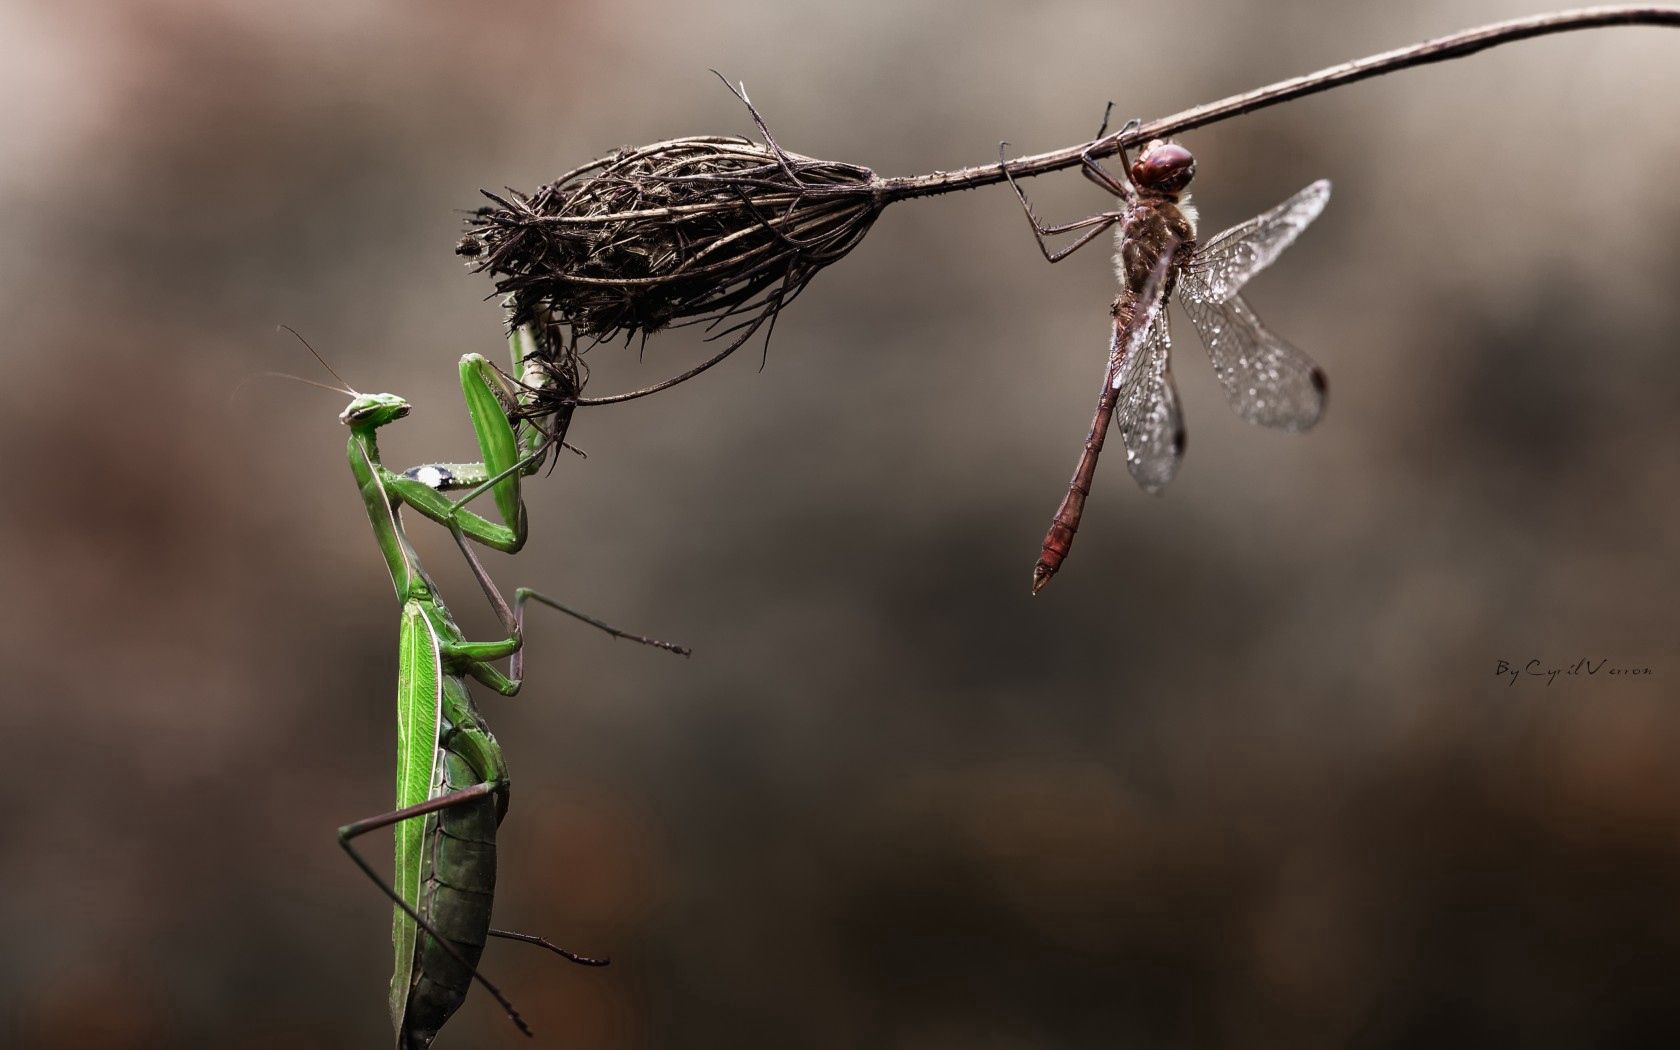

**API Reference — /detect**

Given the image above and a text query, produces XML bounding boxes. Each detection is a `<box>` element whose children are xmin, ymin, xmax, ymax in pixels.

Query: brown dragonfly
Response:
<box><xmin>1003</xmin><ymin>124</ymin><xmax>1331</xmax><ymax>594</ymax></box>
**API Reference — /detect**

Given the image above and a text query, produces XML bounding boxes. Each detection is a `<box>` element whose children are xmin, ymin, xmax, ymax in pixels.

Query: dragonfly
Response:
<box><xmin>1001</xmin><ymin>119</ymin><xmax>1330</xmax><ymax>593</ymax></box>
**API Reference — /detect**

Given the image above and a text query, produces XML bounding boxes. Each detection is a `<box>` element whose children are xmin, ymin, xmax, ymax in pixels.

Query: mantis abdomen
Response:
<box><xmin>393</xmin><ymin>685</ymin><xmax>510</xmax><ymax>1049</ymax></box>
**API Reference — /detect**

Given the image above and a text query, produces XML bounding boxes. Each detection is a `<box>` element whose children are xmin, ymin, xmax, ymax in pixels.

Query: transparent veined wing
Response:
<box><xmin>1103</xmin><ymin>244</ymin><xmax>1182</xmax><ymax>494</ymax></box>
<box><xmin>1112</xmin><ymin>310</ymin><xmax>1184</xmax><ymax>493</ymax></box>
<box><xmin>1180</xmin><ymin>180</ymin><xmax>1329</xmax><ymax>304</ymax></box>
<box><xmin>1179</xmin><ymin>291</ymin><xmax>1326</xmax><ymax>431</ymax></box>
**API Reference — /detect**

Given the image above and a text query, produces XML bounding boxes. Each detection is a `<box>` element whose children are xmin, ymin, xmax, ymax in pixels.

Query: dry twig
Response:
<box><xmin>460</xmin><ymin>6</ymin><xmax>1679</xmax><ymax>415</ymax></box>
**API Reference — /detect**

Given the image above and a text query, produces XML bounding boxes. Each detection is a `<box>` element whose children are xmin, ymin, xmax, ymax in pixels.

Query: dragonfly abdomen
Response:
<box><xmin>1031</xmin><ymin>321</ymin><xmax>1130</xmax><ymax>595</ymax></box>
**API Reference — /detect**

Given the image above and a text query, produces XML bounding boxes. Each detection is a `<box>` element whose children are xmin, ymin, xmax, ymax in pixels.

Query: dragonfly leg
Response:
<box><xmin>1081</xmin><ymin>117</ymin><xmax>1139</xmax><ymax>196</ymax></box>
<box><xmin>337</xmin><ymin>783</ymin><xmax>533</xmax><ymax>1039</ymax></box>
<box><xmin>1080</xmin><ymin>151</ymin><xmax>1132</xmax><ymax>197</ymax></box>
<box><xmin>490</xmin><ymin>928</ymin><xmax>610</xmax><ymax>968</ymax></box>
<box><xmin>998</xmin><ymin>141</ymin><xmax>1121</xmax><ymax>263</ymax></box>
<box><xmin>1093</xmin><ymin>101</ymin><xmax>1116</xmax><ymax>140</ymax></box>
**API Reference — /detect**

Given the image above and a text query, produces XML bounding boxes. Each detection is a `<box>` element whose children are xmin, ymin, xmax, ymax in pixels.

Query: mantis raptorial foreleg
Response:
<box><xmin>373</xmin><ymin>353</ymin><xmax>536</xmax><ymax>554</ymax></box>
<box><xmin>398</xmin><ymin>326</ymin><xmax>561</xmax><ymax>532</ymax></box>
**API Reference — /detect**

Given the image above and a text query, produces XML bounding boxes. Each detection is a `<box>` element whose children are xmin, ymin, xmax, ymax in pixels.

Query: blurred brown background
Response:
<box><xmin>3</xmin><ymin>1</ymin><xmax>1678</xmax><ymax>1047</ymax></box>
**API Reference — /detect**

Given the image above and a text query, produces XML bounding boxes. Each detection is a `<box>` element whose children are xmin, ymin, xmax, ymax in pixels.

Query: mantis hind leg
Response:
<box><xmin>490</xmin><ymin>928</ymin><xmax>610</xmax><ymax>967</ymax></box>
<box><xmin>336</xmin><ymin>784</ymin><xmax>531</xmax><ymax>1040</ymax></box>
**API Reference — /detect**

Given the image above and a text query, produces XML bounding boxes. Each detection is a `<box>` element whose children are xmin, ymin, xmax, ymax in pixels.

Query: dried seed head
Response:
<box><xmin>459</xmin><ymin>134</ymin><xmax>883</xmax><ymax>412</ymax></box>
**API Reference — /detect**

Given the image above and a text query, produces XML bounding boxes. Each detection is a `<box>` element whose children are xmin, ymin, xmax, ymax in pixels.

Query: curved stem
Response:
<box><xmin>875</xmin><ymin>5</ymin><xmax>1680</xmax><ymax>202</ymax></box>
<box><xmin>549</xmin><ymin>6</ymin><xmax>1678</xmax><ymax>408</ymax></box>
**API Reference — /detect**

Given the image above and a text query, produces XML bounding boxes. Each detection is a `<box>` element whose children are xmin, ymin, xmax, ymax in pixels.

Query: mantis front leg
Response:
<box><xmin>402</xmin><ymin>325</ymin><xmax>561</xmax><ymax>489</ymax></box>
<box><xmin>382</xmin><ymin>352</ymin><xmax>541</xmax><ymax>554</ymax></box>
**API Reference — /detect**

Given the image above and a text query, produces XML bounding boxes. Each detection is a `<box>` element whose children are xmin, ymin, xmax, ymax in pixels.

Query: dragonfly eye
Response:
<box><xmin>1131</xmin><ymin>141</ymin><xmax>1195</xmax><ymax>194</ymax></box>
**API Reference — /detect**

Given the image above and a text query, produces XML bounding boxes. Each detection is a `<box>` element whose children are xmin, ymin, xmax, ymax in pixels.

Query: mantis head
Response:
<box><xmin>340</xmin><ymin>392</ymin><xmax>411</xmax><ymax>428</ymax></box>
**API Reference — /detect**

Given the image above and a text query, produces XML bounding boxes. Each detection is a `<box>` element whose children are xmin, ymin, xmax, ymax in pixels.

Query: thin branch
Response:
<box><xmin>876</xmin><ymin>5</ymin><xmax>1680</xmax><ymax>202</ymax></box>
<box><xmin>469</xmin><ymin>6</ymin><xmax>1679</xmax><ymax>410</ymax></box>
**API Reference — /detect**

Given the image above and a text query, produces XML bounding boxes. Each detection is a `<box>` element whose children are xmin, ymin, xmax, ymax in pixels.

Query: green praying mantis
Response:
<box><xmin>317</xmin><ymin>326</ymin><xmax>686</xmax><ymax>1048</ymax></box>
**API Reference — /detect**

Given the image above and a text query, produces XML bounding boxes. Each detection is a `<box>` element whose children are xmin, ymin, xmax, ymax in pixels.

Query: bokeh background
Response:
<box><xmin>3</xmin><ymin>2</ymin><xmax>1678</xmax><ymax>1046</ymax></box>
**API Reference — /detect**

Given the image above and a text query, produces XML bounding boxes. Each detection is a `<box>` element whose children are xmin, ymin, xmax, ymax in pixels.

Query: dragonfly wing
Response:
<box><xmin>1113</xmin><ymin>312</ymin><xmax>1184</xmax><ymax>493</ymax></box>
<box><xmin>1180</xmin><ymin>179</ymin><xmax>1329</xmax><ymax>303</ymax></box>
<box><xmin>1180</xmin><ymin>291</ymin><xmax>1326</xmax><ymax>431</ymax></box>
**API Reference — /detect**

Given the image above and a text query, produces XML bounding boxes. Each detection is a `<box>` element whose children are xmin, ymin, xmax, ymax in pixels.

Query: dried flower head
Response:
<box><xmin>459</xmin><ymin>87</ymin><xmax>883</xmax><ymax>411</ymax></box>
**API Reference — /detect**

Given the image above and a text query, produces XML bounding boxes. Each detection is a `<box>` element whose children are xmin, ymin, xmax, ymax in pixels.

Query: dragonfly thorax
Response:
<box><xmin>1130</xmin><ymin>140</ymin><xmax>1195</xmax><ymax>197</ymax></box>
<box><xmin>1112</xmin><ymin>199</ymin><xmax>1195</xmax><ymax>295</ymax></box>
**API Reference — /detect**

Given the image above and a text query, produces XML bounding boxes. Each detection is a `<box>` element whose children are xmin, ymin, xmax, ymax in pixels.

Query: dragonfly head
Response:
<box><xmin>1131</xmin><ymin>140</ymin><xmax>1195</xmax><ymax>197</ymax></box>
<box><xmin>339</xmin><ymin>391</ymin><xmax>411</xmax><ymax>428</ymax></box>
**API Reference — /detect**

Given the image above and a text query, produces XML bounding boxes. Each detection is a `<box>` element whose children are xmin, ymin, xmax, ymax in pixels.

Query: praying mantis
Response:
<box><xmin>324</xmin><ymin>326</ymin><xmax>686</xmax><ymax>1048</ymax></box>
